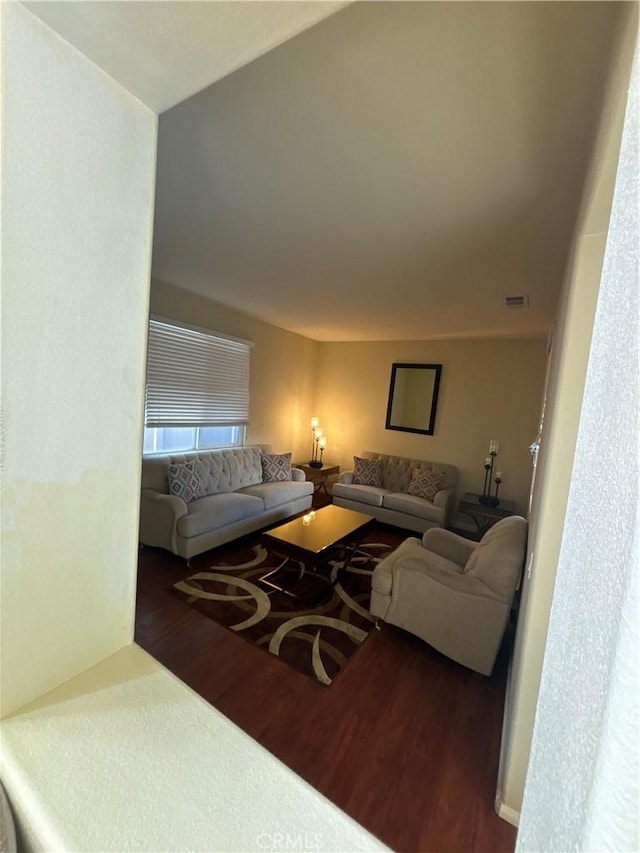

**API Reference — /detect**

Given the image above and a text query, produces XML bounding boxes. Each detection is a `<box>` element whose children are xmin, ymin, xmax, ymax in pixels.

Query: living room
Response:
<box><xmin>149</xmin><ymin>277</ymin><xmax>547</xmax><ymax>520</ymax></box>
<box><xmin>2</xmin><ymin>2</ymin><xmax>637</xmax><ymax>852</ymax></box>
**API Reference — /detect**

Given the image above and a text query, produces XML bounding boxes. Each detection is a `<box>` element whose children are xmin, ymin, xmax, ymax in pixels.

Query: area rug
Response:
<box><xmin>171</xmin><ymin>530</ymin><xmax>396</xmax><ymax>685</ymax></box>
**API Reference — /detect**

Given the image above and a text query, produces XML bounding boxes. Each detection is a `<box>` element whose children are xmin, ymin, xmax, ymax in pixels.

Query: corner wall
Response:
<box><xmin>150</xmin><ymin>279</ymin><xmax>319</xmax><ymax>462</ymax></box>
<box><xmin>516</xmin><ymin>43</ymin><xmax>638</xmax><ymax>849</ymax></box>
<box><xmin>0</xmin><ymin>3</ymin><xmax>157</xmax><ymax>717</ymax></box>
<box><xmin>0</xmin><ymin>9</ymin><xmax>391</xmax><ymax>852</ymax></box>
<box><xmin>496</xmin><ymin>4</ymin><xmax>638</xmax><ymax>823</ymax></box>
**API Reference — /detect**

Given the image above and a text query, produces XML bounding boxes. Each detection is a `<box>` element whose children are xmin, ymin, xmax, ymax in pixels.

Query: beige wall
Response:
<box><xmin>150</xmin><ymin>279</ymin><xmax>319</xmax><ymax>463</ymax></box>
<box><xmin>149</xmin><ymin>282</ymin><xmax>547</xmax><ymax>516</ymax></box>
<box><xmin>497</xmin><ymin>5</ymin><xmax>637</xmax><ymax>826</ymax></box>
<box><xmin>315</xmin><ymin>338</ymin><xmax>547</xmax><ymax>515</ymax></box>
<box><xmin>0</xmin><ymin>4</ymin><xmax>157</xmax><ymax>717</ymax></box>
<box><xmin>497</xmin><ymin>232</ymin><xmax>607</xmax><ymax>823</ymax></box>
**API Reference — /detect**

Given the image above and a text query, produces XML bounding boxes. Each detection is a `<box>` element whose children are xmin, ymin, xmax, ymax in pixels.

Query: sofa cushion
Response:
<box><xmin>353</xmin><ymin>456</ymin><xmax>383</xmax><ymax>487</ymax></box>
<box><xmin>261</xmin><ymin>452</ymin><xmax>292</xmax><ymax>482</ymax></box>
<box><xmin>360</xmin><ymin>452</ymin><xmax>458</xmax><ymax>494</ymax></box>
<box><xmin>332</xmin><ymin>482</ymin><xmax>386</xmax><ymax>507</ymax></box>
<box><xmin>169</xmin><ymin>447</ymin><xmax>264</xmax><ymax>495</ymax></box>
<box><xmin>382</xmin><ymin>492</ymin><xmax>444</xmax><ymax>523</ymax></box>
<box><xmin>407</xmin><ymin>467</ymin><xmax>445</xmax><ymax>501</ymax></box>
<box><xmin>167</xmin><ymin>462</ymin><xmax>207</xmax><ymax>503</ymax></box>
<box><xmin>176</xmin><ymin>492</ymin><xmax>264</xmax><ymax>539</ymax></box>
<box><xmin>239</xmin><ymin>480</ymin><xmax>313</xmax><ymax>510</ymax></box>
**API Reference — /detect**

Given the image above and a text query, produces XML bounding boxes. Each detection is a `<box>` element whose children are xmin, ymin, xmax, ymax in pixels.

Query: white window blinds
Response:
<box><xmin>145</xmin><ymin>316</ymin><xmax>252</xmax><ymax>428</ymax></box>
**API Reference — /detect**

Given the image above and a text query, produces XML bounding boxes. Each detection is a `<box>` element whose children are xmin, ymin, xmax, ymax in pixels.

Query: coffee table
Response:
<box><xmin>259</xmin><ymin>504</ymin><xmax>374</xmax><ymax>600</ymax></box>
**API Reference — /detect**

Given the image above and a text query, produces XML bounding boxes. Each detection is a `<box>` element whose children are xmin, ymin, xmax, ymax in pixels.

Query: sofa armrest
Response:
<box><xmin>291</xmin><ymin>468</ymin><xmax>305</xmax><ymax>482</ymax></box>
<box><xmin>139</xmin><ymin>489</ymin><xmax>188</xmax><ymax>554</ymax></box>
<box><xmin>338</xmin><ymin>471</ymin><xmax>354</xmax><ymax>485</ymax></box>
<box><xmin>433</xmin><ymin>487</ymin><xmax>456</xmax><ymax>526</ymax></box>
<box><xmin>422</xmin><ymin>528</ymin><xmax>477</xmax><ymax>567</ymax></box>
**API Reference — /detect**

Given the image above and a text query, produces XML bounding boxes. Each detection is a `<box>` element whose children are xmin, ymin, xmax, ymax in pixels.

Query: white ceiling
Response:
<box><xmin>23</xmin><ymin>1</ymin><xmax>348</xmax><ymax>112</ymax></box>
<box><xmin>26</xmin><ymin>1</ymin><xmax>625</xmax><ymax>343</ymax></box>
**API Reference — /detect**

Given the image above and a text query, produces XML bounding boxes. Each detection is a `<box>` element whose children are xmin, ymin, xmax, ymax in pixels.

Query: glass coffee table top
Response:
<box><xmin>262</xmin><ymin>504</ymin><xmax>374</xmax><ymax>556</ymax></box>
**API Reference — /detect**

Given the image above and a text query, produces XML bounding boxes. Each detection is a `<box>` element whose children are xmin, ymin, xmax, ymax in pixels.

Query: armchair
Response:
<box><xmin>370</xmin><ymin>516</ymin><xmax>528</xmax><ymax>675</ymax></box>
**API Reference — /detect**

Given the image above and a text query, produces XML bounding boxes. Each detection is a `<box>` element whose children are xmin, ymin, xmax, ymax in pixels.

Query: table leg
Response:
<box><xmin>258</xmin><ymin>556</ymin><xmax>305</xmax><ymax>598</ymax></box>
<box><xmin>325</xmin><ymin>531</ymin><xmax>371</xmax><ymax>585</ymax></box>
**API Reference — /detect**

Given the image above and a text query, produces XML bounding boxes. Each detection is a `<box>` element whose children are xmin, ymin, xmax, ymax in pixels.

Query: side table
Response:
<box><xmin>295</xmin><ymin>463</ymin><xmax>340</xmax><ymax>507</ymax></box>
<box><xmin>457</xmin><ymin>492</ymin><xmax>516</xmax><ymax>538</ymax></box>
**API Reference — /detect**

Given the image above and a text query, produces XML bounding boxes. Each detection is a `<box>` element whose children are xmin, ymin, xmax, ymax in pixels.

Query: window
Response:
<box><xmin>142</xmin><ymin>426</ymin><xmax>245</xmax><ymax>455</ymax></box>
<box><xmin>143</xmin><ymin>316</ymin><xmax>252</xmax><ymax>455</ymax></box>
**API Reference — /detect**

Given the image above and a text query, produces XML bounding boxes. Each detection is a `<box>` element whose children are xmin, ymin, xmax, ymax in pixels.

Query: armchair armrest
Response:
<box><xmin>338</xmin><ymin>471</ymin><xmax>354</xmax><ymax>485</ymax></box>
<box><xmin>422</xmin><ymin>527</ymin><xmax>476</xmax><ymax>568</ymax></box>
<box><xmin>386</xmin><ymin>555</ymin><xmax>510</xmax><ymax>675</ymax></box>
<box><xmin>139</xmin><ymin>489</ymin><xmax>188</xmax><ymax>553</ymax></box>
<box><xmin>397</xmin><ymin>556</ymin><xmax>503</xmax><ymax>603</ymax></box>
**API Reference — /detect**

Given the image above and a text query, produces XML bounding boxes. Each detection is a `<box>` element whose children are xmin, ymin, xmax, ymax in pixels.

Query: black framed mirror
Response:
<box><xmin>385</xmin><ymin>363</ymin><xmax>442</xmax><ymax>435</ymax></box>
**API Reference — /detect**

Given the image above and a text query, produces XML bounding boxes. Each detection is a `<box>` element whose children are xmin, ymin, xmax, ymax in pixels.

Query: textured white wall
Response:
<box><xmin>517</xmin><ymin>47</ymin><xmax>638</xmax><ymax>851</ymax></box>
<box><xmin>0</xmin><ymin>3</ymin><xmax>157</xmax><ymax>716</ymax></box>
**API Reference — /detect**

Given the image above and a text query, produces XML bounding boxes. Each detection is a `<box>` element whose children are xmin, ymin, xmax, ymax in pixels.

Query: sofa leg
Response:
<box><xmin>374</xmin><ymin>619</ymin><xmax>383</xmax><ymax>631</ymax></box>
<box><xmin>185</xmin><ymin>558</ymin><xmax>192</xmax><ymax>570</ymax></box>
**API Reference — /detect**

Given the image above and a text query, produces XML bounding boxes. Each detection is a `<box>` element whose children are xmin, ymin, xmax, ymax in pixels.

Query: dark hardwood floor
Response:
<box><xmin>135</xmin><ymin>524</ymin><xmax>516</xmax><ymax>853</ymax></box>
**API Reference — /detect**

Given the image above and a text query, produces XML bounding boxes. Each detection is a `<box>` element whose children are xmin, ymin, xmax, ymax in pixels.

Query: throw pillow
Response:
<box><xmin>407</xmin><ymin>467</ymin><xmax>445</xmax><ymax>501</ymax></box>
<box><xmin>353</xmin><ymin>456</ymin><xmax>383</xmax><ymax>487</ymax></box>
<box><xmin>167</xmin><ymin>461</ymin><xmax>207</xmax><ymax>503</ymax></box>
<box><xmin>262</xmin><ymin>452</ymin><xmax>292</xmax><ymax>483</ymax></box>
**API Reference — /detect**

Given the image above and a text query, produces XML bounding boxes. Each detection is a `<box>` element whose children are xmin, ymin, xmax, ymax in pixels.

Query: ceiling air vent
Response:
<box><xmin>504</xmin><ymin>295</ymin><xmax>530</xmax><ymax>309</ymax></box>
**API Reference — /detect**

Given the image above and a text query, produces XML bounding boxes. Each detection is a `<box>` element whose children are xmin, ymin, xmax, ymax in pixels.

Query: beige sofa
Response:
<box><xmin>332</xmin><ymin>451</ymin><xmax>459</xmax><ymax>532</ymax></box>
<box><xmin>370</xmin><ymin>516</ymin><xmax>528</xmax><ymax>675</ymax></box>
<box><xmin>139</xmin><ymin>445</ymin><xmax>313</xmax><ymax>562</ymax></box>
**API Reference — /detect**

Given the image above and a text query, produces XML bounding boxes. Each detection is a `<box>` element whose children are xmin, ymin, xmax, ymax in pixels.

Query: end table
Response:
<box><xmin>457</xmin><ymin>492</ymin><xmax>516</xmax><ymax>538</ymax></box>
<box><xmin>295</xmin><ymin>463</ymin><xmax>340</xmax><ymax>506</ymax></box>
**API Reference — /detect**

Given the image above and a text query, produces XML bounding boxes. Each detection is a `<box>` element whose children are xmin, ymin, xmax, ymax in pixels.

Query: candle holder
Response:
<box><xmin>309</xmin><ymin>421</ymin><xmax>324</xmax><ymax>468</ymax></box>
<box><xmin>494</xmin><ymin>475</ymin><xmax>502</xmax><ymax>504</ymax></box>
<box><xmin>479</xmin><ymin>441</ymin><xmax>500</xmax><ymax>507</ymax></box>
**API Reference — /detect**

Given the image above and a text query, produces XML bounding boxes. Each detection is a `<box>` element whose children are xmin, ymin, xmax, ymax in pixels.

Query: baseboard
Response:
<box><xmin>495</xmin><ymin>793</ymin><xmax>520</xmax><ymax>828</ymax></box>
